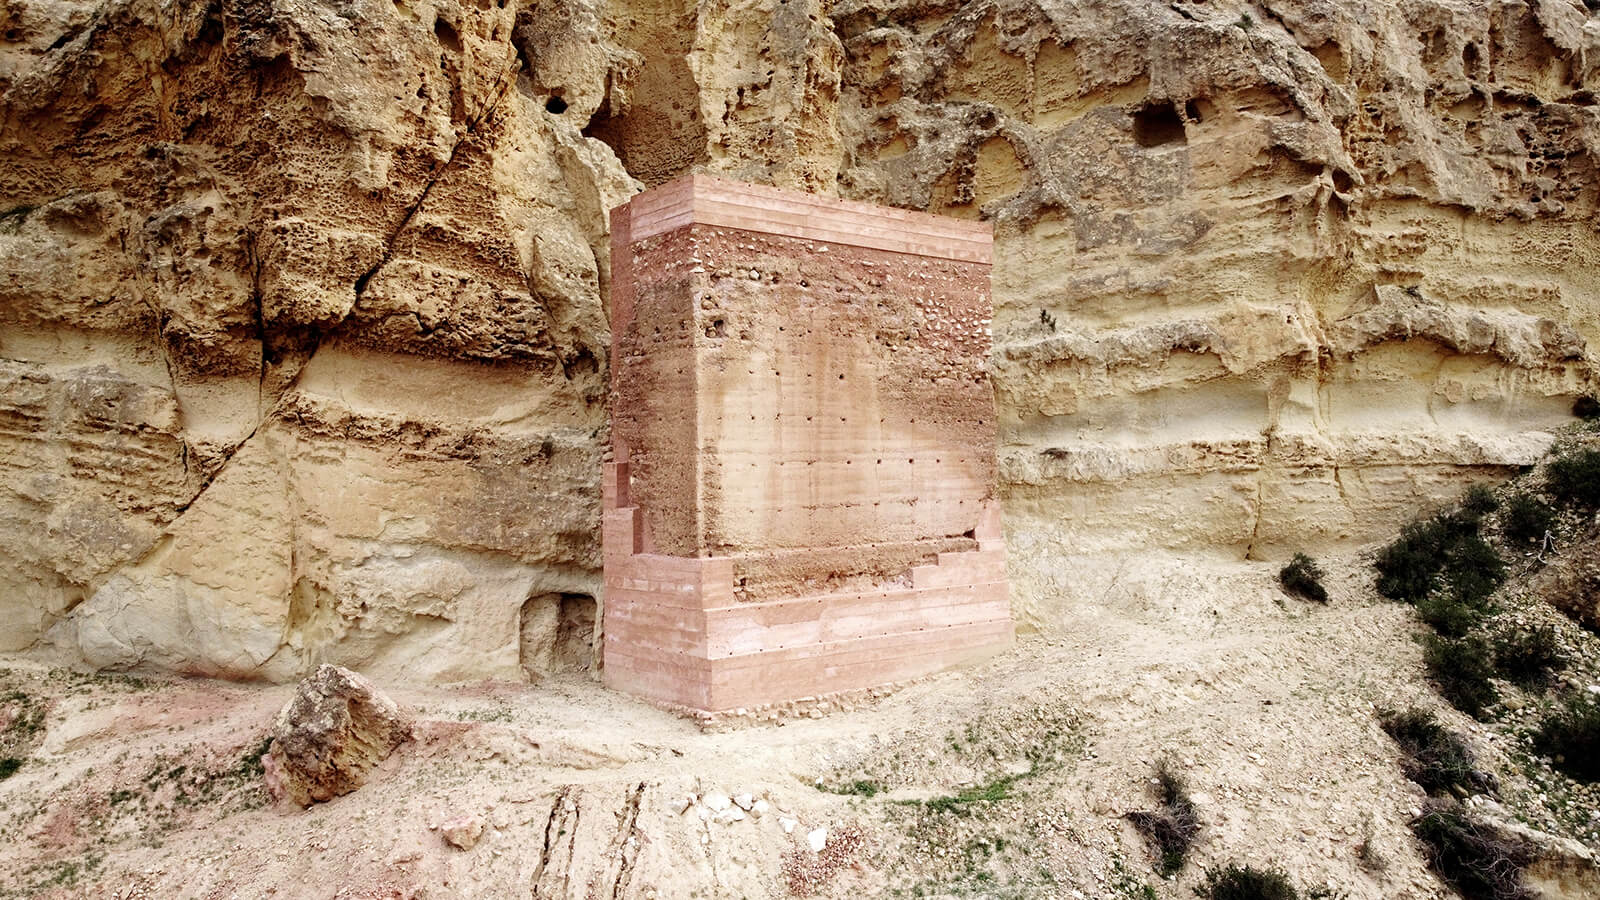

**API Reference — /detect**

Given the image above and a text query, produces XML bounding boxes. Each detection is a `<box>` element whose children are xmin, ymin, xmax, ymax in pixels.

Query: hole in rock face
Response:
<box><xmin>433</xmin><ymin>18</ymin><xmax>462</xmax><ymax>53</ymax></box>
<box><xmin>1332</xmin><ymin>168</ymin><xmax>1355</xmax><ymax>193</ymax></box>
<box><xmin>545</xmin><ymin>95</ymin><xmax>568</xmax><ymax>114</ymax></box>
<box><xmin>1131</xmin><ymin>102</ymin><xmax>1187</xmax><ymax>147</ymax></box>
<box><xmin>519</xmin><ymin>593</ymin><xmax>596</xmax><ymax>678</ymax></box>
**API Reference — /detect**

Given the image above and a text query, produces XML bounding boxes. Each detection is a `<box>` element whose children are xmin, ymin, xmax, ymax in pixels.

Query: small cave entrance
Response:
<box><xmin>519</xmin><ymin>592</ymin><xmax>596</xmax><ymax>679</ymax></box>
<box><xmin>1131</xmin><ymin>101</ymin><xmax>1188</xmax><ymax>148</ymax></box>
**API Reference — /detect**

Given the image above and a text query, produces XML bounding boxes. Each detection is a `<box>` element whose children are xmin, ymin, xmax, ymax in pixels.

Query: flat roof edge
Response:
<box><xmin>613</xmin><ymin>174</ymin><xmax>994</xmax><ymax>264</ymax></box>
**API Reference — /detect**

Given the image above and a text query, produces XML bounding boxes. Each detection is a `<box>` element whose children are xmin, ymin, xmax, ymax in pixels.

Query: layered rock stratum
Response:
<box><xmin>2</xmin><ymin>0</ymin><xmax>1597</xmax><ymax>679</ymax></box>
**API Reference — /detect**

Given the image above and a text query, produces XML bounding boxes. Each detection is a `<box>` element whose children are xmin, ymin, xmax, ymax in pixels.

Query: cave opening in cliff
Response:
<box><xmin>1132</xmin><ymin>101</ymin><xmax>1188</xmax><ymax>147</ymax></box>
<box><xmin>519</xmin><ymin>592</ymin><xmax>596</xmax><ymax>678</ymax></box>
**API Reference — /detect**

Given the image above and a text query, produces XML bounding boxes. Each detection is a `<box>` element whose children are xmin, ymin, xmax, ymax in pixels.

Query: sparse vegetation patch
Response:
<box><xmin>1416</xmin><ymin>592</ymin><xmax>1488</xmax><ymax>638</ymax></box>
<box><xmin>1500</xmin><ymin>493</ymin><xmax>1554</xmax><ymax>547</ymax></box>
<box><xmin>1379</xmin><ymin>707</ymin><xmax>1495</xmax><ymax>797</ymax></box>
<box><xmin>1491</xmin><ymin>625</ymin><xmax>1567</xmax><ymax>685</ymax></box>
<box><xmin>1462</xmin><ymin>484</ymin><xmax>1500</xmax><ymax>518</ymax></box>
<box><xmin>837</xmin><ymin>701</ymin><xmax>1084</xmax><ymax>897</ymax></box>
<box><xmin>1423</xmin><ymin>634</ymin><xmax>1500</xmax><ymax>719</ymax></box>
<box><xmin>914</xmin><ymin>767</ymin><xmax>1032</xmax><ymax>816</ymax></box>
<box><xmin>0</xmin><ymin>688</ymin><xmax>46</xmax><ymax>773</ymax></box>
<box><xmin>1532</xmin><ymin>694</ymin><xmax>1600</xmax><ymax>784</ymax></box>
<box><xmin>825</xmin><ymin>779</ymin><xmax>883</xmax><ymax>798</ymax></box>
<box><xmin>1125</xmin><ymin>759</ymin><xmax>1199</xmax><ymax>875</ymax></box>
<box><xmin>1278</xmin><ymin>553</ymin><xmax>1329</xmax><ymax>604</ymax></box>
<box><xmin>1194</xmin><ymin>863</ymin><xmax>1299</xmax><ymax>900</ymax></box>
<box><xmin>1545</xmin><ymin>447</ymin><xmax>1600</xmax><ymax>512</ymax></box>
<box><xmin>1409</xmin><ymin>800</ymin><xmax>1534</xmax><ymax>900</ymax></box>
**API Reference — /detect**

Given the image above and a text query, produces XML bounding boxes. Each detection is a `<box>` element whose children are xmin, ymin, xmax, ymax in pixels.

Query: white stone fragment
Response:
<box><xmin>806</xmin><ymin>827</ymin><xmax>828</xmax><ymax>852</ymax></box>
<box><xmin>713</xmin><ymin>807</ymin><xmax>746</xmax><ymax>824</ymax></box>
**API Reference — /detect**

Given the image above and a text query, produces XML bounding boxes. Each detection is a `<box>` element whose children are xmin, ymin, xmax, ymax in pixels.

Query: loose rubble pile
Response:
<box><xmin>681</xmin><ymin>786</ymin><xmax>799</xmax><ymax>835</ymax></box>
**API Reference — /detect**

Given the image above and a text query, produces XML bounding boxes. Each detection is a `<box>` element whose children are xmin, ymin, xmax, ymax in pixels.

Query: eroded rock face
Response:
<box><xmin>2</xmin><ymin>0</ymin><xmax>627</xmax><ymax>678</ymax></box>
<box><xmin>2</xmin><ymin>0</ymin><xmax>1598</xmax><ymax>676</ymax></box>
<box><xmin>263</xmin><ymin>664</ymin><xmax>411</xmax><ymax>807</ymax></box>
<box><xmin>826</xmin><ymin>0</ymin><xmax>1600</xmax><ymax>622</ymax></box>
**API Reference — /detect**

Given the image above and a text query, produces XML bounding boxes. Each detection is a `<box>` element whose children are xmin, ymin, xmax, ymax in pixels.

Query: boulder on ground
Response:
<box><xmin>440</xmin><ymin>814</ymin><xmax>486</xmax><ymax>850</ymax></box>
<box><xmin>262</xmin><ymin>665</ymin><xmax>412</xmax><ymax>807</ymax></box>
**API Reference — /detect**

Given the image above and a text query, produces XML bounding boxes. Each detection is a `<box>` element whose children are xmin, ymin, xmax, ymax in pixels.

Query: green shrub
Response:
<box><xmin>1533</xmin><ymin>696</ymin><xmax>1600</xmax><ymax>783</ymax></box>
<box><xmin>1500</xmin><ymin>493</ymin><xmax>1555</xmax><ymax>547</ymax></box>
<box><xmin>0</xmin><ymin>757</ymin><xmax>20</xmax><ymax>780</ymax></box>
<box><xmin>1375</xmin><ymin>512</ymin><xmax>1484</xmax><ymax>603</ymax></box>
<box><xmin>1423</xmin><ymin>634</ymin><xmax>1500</xmax><ymax>719</ymax></box>
<box><xmin>1410</xmin><ymin>800</ymin><xmax>1533</xmax><ymax>900</ymax></box>
<box><xmin>826</xmin><ymin>780</ymin><xmax>882</xmax><ymax>797</ymax></box>
<box><xmin>1278</xmin><ymin>553</ymin><xmax>1329</xmax><ymax>604</ymax></box>
<box><xmin>1462</xmin><ymin>485</ymin><xmax>1499</xmax><ymax>518</ymax></box>
<box><xmin>1126</xmin><ymin>760</ymin><xmax>1200</xmax><ymax>875</ymax></box>
<box><xmin>1491</xmin><ymin>625</ymin><xmax>1566</xmax><ymax>685</ymax></box>
<box><xmin>1376</xmin><ymin>517</ymin><xmax>1450</xmax><ymax>602</ymax></box>
<box><xmin>1195</xmin><ymin>864</ymin><xmax>1298</xmax><ymax>900</ymax></box>
<box><xmin>1439</xmin><ymin>533</ymin><xmax>1506</xmax><ymax>607</ymax></box>
<box><xmin>1379</xmin><ymin>707</ymin><xmax>1495</xmax><ymax>797</ymax></box>
<box><xmin>1546</xmin><ymin>448</ymin><xmax>1600</xmax><ymax>511</ymax></box>
<box><xmin>1417</xmin><ymin>594</ymin><xmax>1486</xmax><ymax>638</ymax></box>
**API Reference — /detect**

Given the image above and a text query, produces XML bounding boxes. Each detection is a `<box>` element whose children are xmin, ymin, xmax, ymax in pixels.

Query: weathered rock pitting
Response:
<box><xmin>2</xmin><ymin>0</ymin><xmax>1597</xmax><ymax>677</ymax></box>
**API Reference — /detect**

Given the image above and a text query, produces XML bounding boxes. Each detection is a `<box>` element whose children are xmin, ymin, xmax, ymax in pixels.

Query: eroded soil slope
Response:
<box><xmin>4</xmin><ymin>546</ymin><xmax>1599</xmax><ymax>899</ymax></box>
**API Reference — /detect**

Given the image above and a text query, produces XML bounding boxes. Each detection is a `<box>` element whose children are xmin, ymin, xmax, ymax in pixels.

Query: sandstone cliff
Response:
<box><xmin>2</xmin><ymin>0</ymin><xmax>1597</xmax><ymax>679</ymax></box>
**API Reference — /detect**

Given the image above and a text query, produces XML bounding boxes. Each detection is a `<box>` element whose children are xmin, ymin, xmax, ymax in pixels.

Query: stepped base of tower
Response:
<box><xmin>600</xmin><ymin>466</ymin><xmax>1013</xmax><ymax>712</ymax></box>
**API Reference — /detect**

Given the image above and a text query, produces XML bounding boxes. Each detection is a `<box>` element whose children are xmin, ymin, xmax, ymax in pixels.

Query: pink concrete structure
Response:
<box><xmin>603</xmin><ymin>175</ymin><xmax>1012</xmax><ymax>713</ymax></box>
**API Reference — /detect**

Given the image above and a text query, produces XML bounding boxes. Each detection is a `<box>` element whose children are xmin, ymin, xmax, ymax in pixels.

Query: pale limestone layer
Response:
<box><xmin>2</xmin><ymin>0</ymin><xmax>1599</xmax><ymax>678</ymax></box>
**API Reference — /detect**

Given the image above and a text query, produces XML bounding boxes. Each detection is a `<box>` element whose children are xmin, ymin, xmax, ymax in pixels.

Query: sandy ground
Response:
<box><xmin>0</xmin><ymin>551</ymin><xmax>1588</xmax><ymax>899</ymax></box>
